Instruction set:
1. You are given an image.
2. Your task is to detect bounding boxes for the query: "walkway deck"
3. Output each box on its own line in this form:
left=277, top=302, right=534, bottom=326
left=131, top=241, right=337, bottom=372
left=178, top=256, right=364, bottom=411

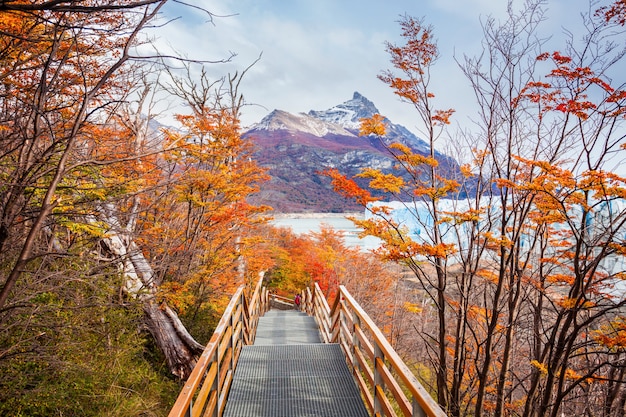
left=223, top=309, right=369, bottom=417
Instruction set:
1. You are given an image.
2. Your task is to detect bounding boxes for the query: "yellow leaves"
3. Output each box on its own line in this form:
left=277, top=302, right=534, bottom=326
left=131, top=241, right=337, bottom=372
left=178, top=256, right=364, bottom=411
left=412, top=241, right=457, bottom=258
left=579, top=170, right=626, bottom=199
left=404, top=301, right=423, bottom=314
left=531, top=360, right=589, bottom=384
left=530, top=360, right=548, bottom=375
left=460, top=164, right=473, bottom=178
left=480, top=231, right=513, bottom=250
left=357, top=168, right=404, bottom=193
left=594, top=317, right=626, bottom=350
left=451, top=207, right=483, bottom=224
left=59, top=219, right=107, bottom=238
left=477, top=268, right=500, bottom=285
left=494, top=177, right=517, bottom=190
left=609, top=242, right=626, bottom=257
left=158, top=282, right=195, bottom=315
left=436, top=177, right=460, bottom=197
left=563, top=368, right=584, bottom=381
left=389, top=143, right=439, bottom=167
left=388, top=142, right=411, bottom=155
left=546, top=273, right=575, bottom=285
left=359, top=114, right=387, bottom=136
left=556, top=297, right=595, bottom=310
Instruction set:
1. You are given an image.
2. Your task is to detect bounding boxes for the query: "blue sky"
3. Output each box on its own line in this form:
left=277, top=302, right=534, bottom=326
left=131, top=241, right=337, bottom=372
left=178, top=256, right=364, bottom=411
left=155, top=0, right=598, bottom=134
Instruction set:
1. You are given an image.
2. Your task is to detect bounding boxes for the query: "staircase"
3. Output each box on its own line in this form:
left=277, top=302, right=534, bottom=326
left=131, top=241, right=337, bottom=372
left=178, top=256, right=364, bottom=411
left=223, top=310, right=368, bottom=417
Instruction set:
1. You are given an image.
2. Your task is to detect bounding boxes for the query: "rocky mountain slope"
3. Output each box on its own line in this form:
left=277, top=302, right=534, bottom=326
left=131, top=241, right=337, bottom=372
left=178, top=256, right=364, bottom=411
left=244, top=92, right=459, bottom=213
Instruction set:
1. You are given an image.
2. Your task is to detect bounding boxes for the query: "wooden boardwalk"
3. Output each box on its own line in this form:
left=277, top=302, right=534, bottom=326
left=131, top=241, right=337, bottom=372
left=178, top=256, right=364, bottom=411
left=222, top=310, right=369, bottom=417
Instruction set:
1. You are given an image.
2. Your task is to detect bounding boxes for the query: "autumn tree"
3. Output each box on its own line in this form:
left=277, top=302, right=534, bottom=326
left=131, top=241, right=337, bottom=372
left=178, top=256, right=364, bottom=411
left=327, top=13, right=460, bottom=412
left=0, top=2, right=267, bottom=410
left=0, top=2, right=188, bottom=414
left=72, top=62, right=269, bottom=380
left=326, top=2, right=626, bottom=417
left=139, top=65, right=270, bottom=341
left=0, top=0, right=173, bottom=310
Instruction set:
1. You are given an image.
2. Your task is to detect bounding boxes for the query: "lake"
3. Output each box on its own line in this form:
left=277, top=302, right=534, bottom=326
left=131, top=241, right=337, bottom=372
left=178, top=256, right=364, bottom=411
left=270, top=213, right=380, bottom=250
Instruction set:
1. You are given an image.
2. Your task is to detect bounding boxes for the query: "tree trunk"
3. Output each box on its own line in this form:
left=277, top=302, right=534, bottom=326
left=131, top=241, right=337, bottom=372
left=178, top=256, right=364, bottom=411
left=97, top=204, right=204, bottom=379
left=143, top=300, right=204, bottom=378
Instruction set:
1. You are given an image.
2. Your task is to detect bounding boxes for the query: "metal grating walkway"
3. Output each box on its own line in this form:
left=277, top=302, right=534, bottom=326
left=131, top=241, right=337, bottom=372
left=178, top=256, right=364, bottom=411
left=253, top=309, right=322, bottom=345
left=223, top=310, right=369, bottom=417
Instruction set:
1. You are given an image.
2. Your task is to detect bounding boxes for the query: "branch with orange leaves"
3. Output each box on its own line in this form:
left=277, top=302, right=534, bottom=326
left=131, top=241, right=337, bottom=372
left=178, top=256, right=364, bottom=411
left=322, top=168, right=380, bottom=207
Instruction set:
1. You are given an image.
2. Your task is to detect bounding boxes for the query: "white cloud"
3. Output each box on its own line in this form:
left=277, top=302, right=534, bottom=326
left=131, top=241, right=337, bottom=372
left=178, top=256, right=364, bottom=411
left=153, top=0, right=626, bottom=152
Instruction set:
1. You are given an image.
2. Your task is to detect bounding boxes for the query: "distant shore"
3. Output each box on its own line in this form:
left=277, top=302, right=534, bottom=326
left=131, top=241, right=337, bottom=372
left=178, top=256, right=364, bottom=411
left=269, top=212, right=379, bottom=249
left=271, top=212, right=363, bottom=219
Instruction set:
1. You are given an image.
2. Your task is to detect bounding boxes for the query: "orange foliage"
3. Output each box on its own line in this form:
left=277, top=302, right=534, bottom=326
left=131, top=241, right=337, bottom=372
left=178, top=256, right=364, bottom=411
left=323, top=168, right=379, bottom=206
left=357, top=168, right=404, bottom=193
left=359, top=114, right=387, bottom=136
left=595, top=317, right=626, bottom=349
left=597, top=0, right=626, bottom=25
left=131, top=104, right=270, bottom=313
left=432, top=108, right=455, bottom=125
left=516, top=50, right=625, bottom=120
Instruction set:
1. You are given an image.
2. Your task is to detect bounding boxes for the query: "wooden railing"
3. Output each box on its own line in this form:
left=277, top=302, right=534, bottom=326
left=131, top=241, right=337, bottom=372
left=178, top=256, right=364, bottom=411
left=168, top=276, right=270, bottom=417
left=168, top=276, right=445, bottom=417
left=270, top=293, right=295, bottom=309
left=304, top=283, right=447, bottom=417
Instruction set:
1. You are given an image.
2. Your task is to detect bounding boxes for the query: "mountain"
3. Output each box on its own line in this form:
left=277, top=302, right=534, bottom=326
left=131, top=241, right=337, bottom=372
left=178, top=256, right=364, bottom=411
left=244, top=92, right=459, bottom=213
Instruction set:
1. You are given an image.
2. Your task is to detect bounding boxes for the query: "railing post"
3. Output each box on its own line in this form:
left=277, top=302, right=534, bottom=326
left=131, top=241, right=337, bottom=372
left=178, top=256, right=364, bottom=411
left=373, top=343, right=384, bottom=416
left=351, top=311, right=360, bottom=371
left=339, top=298, right=346, bottom=346
left=211, top=347, right=219, bottom=417
left=305, top=287, right=312, bottom=315
left=230, top=295, right=237, bottom=371
left=412, top=397, right=427, bottom=417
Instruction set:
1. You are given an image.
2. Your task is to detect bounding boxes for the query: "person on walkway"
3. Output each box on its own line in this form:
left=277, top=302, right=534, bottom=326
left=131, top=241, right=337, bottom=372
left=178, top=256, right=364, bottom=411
left=294, top=293, right=301, bottom=310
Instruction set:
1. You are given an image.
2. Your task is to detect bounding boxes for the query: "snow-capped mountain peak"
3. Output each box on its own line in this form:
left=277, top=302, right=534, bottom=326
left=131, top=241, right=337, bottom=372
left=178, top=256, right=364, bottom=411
left=243, top=93, right=463, bottom=212
left=249, top=92, right=431, bottom=155
left=251, top=109, right=355, bottom=137
left=307, top=91, right=380, bottom=130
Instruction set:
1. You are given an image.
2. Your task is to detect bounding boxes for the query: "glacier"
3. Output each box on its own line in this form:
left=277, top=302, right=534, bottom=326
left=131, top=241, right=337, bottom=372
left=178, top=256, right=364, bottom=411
left=364, top=198, right=626, bottom=278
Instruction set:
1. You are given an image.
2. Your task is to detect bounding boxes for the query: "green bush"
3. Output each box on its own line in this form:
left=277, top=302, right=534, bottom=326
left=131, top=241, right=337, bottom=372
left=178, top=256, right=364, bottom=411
left=0, top=272, right=180, bottom=416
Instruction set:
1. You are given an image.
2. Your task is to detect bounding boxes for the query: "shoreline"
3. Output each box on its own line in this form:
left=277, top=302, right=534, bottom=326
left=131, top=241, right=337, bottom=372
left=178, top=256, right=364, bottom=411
left=271, top=212, right=363, bottom=219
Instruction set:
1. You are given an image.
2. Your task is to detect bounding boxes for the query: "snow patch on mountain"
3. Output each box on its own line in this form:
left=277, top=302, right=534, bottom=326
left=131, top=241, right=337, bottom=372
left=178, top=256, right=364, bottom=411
left=251, top=109, right=355, bottom=137
left=250, top=91, right=433, bottom=156
left=307, top=91, right=432, bottom=155
left=308, top=91, right=379, bottom=130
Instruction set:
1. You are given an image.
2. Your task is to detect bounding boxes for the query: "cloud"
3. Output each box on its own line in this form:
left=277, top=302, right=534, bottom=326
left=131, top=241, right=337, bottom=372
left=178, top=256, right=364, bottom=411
left=153, top=0, right=626, bottom=160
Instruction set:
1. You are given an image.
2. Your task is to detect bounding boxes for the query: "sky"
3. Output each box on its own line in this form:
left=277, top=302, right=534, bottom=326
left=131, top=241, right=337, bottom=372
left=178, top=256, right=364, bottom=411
left=153, top=0, right=603, bottom=134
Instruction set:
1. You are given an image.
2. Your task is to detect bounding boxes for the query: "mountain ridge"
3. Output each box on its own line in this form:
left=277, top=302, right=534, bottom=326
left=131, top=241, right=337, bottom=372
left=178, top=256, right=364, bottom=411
left=244, top=92, right=458, bottom=213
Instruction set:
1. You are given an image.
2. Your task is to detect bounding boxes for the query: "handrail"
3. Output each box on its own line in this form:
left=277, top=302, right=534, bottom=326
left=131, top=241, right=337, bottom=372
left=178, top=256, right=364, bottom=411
left=169, top=276, right=445, bottom=417
left=271, top=293, right=293, bottom=304
left=307, top=283, right=447, bottom=417
left=168, top=275, right=270, bottom=417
